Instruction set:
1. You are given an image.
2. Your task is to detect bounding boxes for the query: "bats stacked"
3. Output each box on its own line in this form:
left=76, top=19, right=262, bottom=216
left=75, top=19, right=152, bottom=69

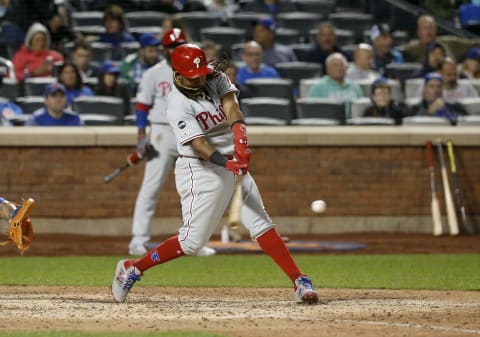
left=425, top=139, right=474, bottom=236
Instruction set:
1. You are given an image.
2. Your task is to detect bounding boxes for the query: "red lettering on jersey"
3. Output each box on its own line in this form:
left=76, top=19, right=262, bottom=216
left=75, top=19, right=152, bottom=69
left=196, top=108, right=227, bottom=131
left=157, top=81, right=172, bottom=96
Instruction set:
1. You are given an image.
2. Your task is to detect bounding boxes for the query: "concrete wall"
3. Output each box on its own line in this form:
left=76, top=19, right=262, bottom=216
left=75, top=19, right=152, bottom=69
left=1, top=126, right=479, bottom=235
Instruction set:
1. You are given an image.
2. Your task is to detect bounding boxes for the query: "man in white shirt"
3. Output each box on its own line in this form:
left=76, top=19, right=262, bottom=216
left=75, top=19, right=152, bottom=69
left=441, top=57, right=479, bottom=103
left=346, top=43, right=380, bottom=82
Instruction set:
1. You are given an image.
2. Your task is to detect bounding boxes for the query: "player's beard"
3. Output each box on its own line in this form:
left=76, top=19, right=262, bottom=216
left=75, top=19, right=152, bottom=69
left=173, top=72, right=209, bottom=100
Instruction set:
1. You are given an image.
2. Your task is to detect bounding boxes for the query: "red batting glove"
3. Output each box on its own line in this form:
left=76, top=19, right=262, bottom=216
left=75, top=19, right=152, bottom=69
left=232, top=122, right=251, bottom=164
left=225, top=159, right=248, bottom=175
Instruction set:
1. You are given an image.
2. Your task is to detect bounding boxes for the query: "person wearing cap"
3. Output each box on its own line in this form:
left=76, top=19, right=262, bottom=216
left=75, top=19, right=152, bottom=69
left=409, top=72, right=467, bottom=125
left=363, top=77, right=408, bottom=125
left=128, top=29, right=215, bottom=257
left=305, top=21, right=349, bottom=71
left=459, top=47, right=480, bottom=79
left=95, top=60, right=130, bottom=111
left=253, top=16, right=297, bottom=67
left=25, top=83, right=83, bottom=126
left=346, top=43, right=380, bottom=82
left=441, top=57, right=478, bottom=103
left=370, top=23, right=404, bottom=76
left=119, top=33, right=162, bottom=89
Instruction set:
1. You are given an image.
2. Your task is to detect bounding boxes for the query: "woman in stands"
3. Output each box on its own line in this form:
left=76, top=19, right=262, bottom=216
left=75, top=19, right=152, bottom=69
left=12, top=22, right=64, bottom=82
left=57, top=62, right=94, bottom=108
left=95, top=60, right=130, bottom=111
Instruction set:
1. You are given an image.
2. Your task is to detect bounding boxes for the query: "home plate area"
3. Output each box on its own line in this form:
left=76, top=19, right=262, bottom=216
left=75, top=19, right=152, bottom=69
left=146, top=240, right=367, bottom=253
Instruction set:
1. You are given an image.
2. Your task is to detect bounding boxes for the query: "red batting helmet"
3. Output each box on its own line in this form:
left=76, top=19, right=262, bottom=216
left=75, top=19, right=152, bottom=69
left=162, top=28, right=187, bottom=48
left=171, top=44, right=212, bottom=79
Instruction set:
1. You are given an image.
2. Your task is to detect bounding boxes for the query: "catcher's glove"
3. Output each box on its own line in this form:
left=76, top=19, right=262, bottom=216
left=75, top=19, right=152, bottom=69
left=1, top=198, right=34, bottom=255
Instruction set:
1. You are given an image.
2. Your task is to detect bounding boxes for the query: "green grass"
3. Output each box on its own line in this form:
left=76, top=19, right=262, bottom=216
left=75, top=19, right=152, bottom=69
left=0, top=254, right=478, bottom=290
left=1, top=332, right=228, bottom=337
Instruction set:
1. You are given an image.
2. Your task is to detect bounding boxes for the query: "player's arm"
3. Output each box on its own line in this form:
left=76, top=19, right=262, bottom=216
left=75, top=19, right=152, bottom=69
left=135, top=70, right=155, bottom=154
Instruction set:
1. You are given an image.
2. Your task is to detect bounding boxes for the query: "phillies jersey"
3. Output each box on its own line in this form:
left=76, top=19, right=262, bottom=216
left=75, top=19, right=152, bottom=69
left=135, top=59, right=173, bottom=124
left=167, top=73, right=238, bottom=157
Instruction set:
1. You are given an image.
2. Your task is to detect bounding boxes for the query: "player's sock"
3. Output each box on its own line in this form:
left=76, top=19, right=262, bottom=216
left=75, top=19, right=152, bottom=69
left=133, top=235, right=185, bottom=272
left=256, top=228, right=302, bottom=284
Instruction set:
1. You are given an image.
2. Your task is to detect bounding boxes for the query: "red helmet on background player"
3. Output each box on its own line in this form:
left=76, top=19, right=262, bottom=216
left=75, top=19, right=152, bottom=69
left=162, top=28, right=187, bottom=48
left=171, top=44, right=213, bottom=79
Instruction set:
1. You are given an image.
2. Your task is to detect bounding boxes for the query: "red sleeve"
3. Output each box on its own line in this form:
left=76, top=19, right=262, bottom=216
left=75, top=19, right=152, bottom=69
left=135, top=101, right=152, bottom=113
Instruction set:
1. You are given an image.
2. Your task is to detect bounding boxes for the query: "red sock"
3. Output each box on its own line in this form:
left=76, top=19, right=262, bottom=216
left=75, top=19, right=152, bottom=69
left=133, top=235, right=185, bottom=273
left=256, top=228, right=302, bottom=283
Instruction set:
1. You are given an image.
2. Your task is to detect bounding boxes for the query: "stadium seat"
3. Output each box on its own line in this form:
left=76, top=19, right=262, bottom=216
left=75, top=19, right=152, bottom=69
left=72, top=11, right=103, bottom=27
left=228, top=12, right=263, bottom=32
left=292, top=0, right=335, bottom=16
left=299, top=78, right=318, bottom=98
left=277, top=12, right=324, bottom=42
left=275, top=62, right=322, bottom=88
left=328, top=12, right=373, bottom=43
left=275, top=28, right=302, bottom=45
left=457, top=115, right=480, bottom=125
left=90, top=42, right=113, bottom=63
left=125, top=11, right=168, bottom=28
left=294, top=97, right=346, bottom=124
left=24, top=77, right=56, bottom=96
left=73, top=96, right=125, bottom=125
left=347, top=117, right=395, bottom=125
left=385, top=63, right=422, bottom=83
left=309, top=28, right=355, bottom=46
left=402, top=116, right=451, bottom=126
left=458, top=97, right=480, bottom=115
left=350, top=97, right=372, bottom=118
left=404, top=78, right=424, bottom=100
left=289, top=43, right=312, bottom=62
left=200, top=27, right=247, bottom=49
left=0, top=78, right=22, bottom=100
left=244, top=78, right=295, bottom=100
left=121, top=42, right=141, bottom=58
left=240, top=97, right=293, bottom=125
left=15, top=96, right=45, bottom=114
left=72, top=25, right=105, bottom=37
left=129, top=27, right=163, bottom=40
left=179, top=12, right=223, bottom=42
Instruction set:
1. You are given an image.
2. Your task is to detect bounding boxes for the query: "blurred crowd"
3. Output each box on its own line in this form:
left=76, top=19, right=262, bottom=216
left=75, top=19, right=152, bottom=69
left=1, top=0, right=480, bottom=126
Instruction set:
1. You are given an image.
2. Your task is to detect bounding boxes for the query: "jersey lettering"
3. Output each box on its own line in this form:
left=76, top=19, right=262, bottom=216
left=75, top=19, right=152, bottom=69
left=157, top=81, right=172, bottom=97
left=196, top=108, right=227, bottom=130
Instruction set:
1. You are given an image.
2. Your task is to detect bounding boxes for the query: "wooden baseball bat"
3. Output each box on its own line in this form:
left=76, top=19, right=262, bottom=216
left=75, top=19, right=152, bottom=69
left=436, top=141, right=459, bottom=236
left=426, top=141, right=443, bottom=236
left=227, top=176, right=243, bottom=229
left=103, top=162, right=130, bottom=184
left=446, top=140, right=473, bottom=234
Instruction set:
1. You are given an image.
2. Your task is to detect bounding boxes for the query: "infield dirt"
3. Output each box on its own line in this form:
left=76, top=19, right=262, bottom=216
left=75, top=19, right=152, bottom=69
left=0, top=233, right=479, bottom=337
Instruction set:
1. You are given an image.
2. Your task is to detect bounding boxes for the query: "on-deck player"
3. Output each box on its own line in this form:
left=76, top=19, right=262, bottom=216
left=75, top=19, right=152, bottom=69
left=129, top=28, right=215, bottom=257
left=112, top=44, right=319, bottom=305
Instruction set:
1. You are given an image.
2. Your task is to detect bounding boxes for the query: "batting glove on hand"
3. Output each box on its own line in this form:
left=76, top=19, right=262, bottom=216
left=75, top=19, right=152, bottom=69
left=137, top=138, right=159, bottom=161
left=232, top=122, right=251, bottom=165
left=225, top=160, right=248, bottom=176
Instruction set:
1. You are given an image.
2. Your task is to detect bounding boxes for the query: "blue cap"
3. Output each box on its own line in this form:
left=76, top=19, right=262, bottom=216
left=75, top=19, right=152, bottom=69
left=257, top=16, right=276, bottom=32
left=100, top=60, right=120, bottom=74
left=466, top=47, right=480, bottom=61
left=43, top=83, right=66, bottom=97
left=424, top=72, right=443, bottom=84
left=139, top=33, right=162, bottom=48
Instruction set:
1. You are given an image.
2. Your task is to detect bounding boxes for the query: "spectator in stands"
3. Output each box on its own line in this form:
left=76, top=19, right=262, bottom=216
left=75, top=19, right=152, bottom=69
left=45, top=4, right=80, bottom=55
left=363, top=77, right=407, bottom=125
left=201, top=40, right=221, bottom=63
left=241, top=0, right=296, bottom=18
left=161, top=15, right=191, bottom=41
left=12, top=22, right=64, bottom=82
left=410, top=72, right=467, bottom=125
left=0, top=99, right=23, bottom=127
left=370, top=23, right=404, bottom=76
left=71, top=41, right=100, bottom=82
left=307, top=53, right=363, bottom=116
left=346, top=43, right=380, bottom=82
left=441, top=57, right=479, bottom=102
left=402, top=14, right=480, bottom=64
left=224, top=62, right=249, bottom=99
left=25, top=83, right=83, bottom=126
left=305, top=22, right=348, bottom=71
left=203, top=0, right=238, bottom=17
left=253, top=16, right=297, bottom=67
left=95, top=60, right=130, bottom=108
left=98, top=5, right=135, bottom=61
left=57, top=62, right=94, bottom=108
left=119, top=33, right=161, bottom=89
left=413, top=42, right=447, bottom=78
left=459, top=47, right=480, bottom=79
left=236, top=41, right=280, bottom=86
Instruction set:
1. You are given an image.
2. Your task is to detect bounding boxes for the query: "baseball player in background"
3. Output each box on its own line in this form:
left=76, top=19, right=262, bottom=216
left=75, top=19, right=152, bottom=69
left=112, top=44, right=319, bottom=305
left=129, top=28, right=216, bottom=257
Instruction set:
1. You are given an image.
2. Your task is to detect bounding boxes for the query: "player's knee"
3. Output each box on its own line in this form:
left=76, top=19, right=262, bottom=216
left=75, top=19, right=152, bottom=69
left=179, top=238, right=205, bottom=255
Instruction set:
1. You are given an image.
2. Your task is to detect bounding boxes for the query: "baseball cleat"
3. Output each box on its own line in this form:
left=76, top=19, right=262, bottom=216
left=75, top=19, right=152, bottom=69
left=129, top=244, right=147, bottom=256
left=294, top=275, right=319, bottom=304
left=196, top=246, right=216, bottom=256
left=112, top=259, right=142, bottom=303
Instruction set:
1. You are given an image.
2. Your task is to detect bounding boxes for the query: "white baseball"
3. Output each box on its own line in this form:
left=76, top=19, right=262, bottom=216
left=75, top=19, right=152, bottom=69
left=311, top=200, right=327, bottom=213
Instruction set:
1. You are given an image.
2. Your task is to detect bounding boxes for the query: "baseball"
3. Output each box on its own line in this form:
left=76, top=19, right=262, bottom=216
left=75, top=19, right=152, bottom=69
left=311, top=200, right=327, bottom=213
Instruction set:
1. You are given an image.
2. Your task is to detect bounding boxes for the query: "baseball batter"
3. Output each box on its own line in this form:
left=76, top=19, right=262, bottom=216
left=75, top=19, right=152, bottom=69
left=112, top=44, right=318, bottom=305
left=129, top=28, right=215, bottom=257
